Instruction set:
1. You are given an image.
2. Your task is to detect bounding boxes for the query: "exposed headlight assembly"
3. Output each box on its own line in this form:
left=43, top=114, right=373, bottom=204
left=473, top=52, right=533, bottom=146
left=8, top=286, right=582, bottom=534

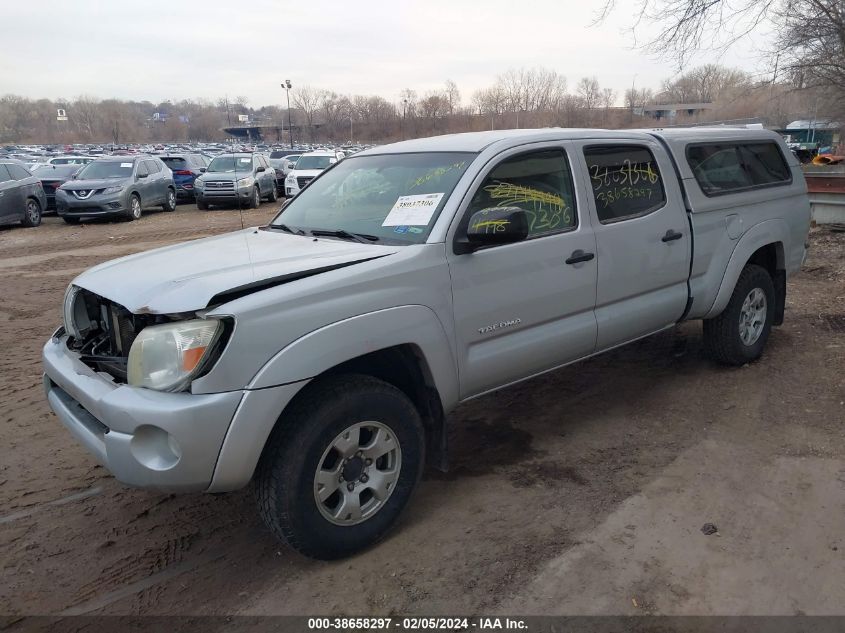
left=127, top=319, right=223, bottom=392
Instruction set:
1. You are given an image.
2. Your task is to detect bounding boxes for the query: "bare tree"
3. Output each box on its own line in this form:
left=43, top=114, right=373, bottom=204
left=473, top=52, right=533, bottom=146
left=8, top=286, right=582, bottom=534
left=292, top=85, right=324, bottom=141
left=444, top=79, right=461, bottom=114
left=597, top=0, right=777, bottom=69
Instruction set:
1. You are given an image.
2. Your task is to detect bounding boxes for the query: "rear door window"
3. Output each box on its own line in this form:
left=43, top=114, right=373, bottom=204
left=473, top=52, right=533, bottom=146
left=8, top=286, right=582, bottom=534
left=0, top=165, right=12, bottom=183
left=686, top=142, right=791, bottom=195
left=584, top=145, right=666, bottom=223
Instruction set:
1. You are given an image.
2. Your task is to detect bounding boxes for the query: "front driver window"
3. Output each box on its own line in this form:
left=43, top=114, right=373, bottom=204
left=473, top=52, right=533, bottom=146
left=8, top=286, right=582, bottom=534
left=466, top=149, right=577, bottom=238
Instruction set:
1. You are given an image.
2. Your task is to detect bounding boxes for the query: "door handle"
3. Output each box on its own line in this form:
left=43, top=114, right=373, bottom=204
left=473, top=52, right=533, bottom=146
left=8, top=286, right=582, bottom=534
left=565, top=250, right=595, bottom=265
left=662, top=229, right=683, bottom=242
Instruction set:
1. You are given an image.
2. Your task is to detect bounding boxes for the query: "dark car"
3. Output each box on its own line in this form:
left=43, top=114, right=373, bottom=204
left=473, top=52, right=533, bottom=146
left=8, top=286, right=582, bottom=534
left=160, top=153, right=210, bottom=200
left=0, top=160, right=47, bottom=227
left=56, top=156, right=176, bottom=223
left=31, top=164, right=82, bottom=211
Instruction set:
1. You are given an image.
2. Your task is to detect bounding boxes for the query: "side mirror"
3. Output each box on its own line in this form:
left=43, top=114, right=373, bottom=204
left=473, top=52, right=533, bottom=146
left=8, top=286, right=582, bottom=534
left=457, top=207, right=529, bottom=253
left=200, top=167, right=206, bottom=173
left=256, top=166, right=266, bottom=172
left=137, top=173, right=148, bottom=179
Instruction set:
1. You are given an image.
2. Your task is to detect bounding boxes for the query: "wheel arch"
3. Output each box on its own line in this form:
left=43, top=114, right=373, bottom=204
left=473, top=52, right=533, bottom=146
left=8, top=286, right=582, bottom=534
left=705, top=219, right=788, bottom=321
left=208, top=306, right=459, bottom=491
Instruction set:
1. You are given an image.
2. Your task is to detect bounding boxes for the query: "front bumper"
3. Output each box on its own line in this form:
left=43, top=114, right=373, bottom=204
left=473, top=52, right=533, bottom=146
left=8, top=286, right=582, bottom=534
left=43, top=332, right=243, bottom=491
left=56, top=191, right=127, bottom=217
left=195, top=186, right=252, bottom=204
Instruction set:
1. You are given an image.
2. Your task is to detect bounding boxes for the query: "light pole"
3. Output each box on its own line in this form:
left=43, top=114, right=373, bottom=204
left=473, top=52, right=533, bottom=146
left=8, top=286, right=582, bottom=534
left=282, top=80, right=293, bottom=148
left=402, top=98, right=408, bottom=140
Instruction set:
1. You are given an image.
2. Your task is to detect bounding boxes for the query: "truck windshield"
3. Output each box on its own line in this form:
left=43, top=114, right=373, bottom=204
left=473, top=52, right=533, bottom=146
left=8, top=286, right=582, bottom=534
left=270, top=152, right=476, bottom=244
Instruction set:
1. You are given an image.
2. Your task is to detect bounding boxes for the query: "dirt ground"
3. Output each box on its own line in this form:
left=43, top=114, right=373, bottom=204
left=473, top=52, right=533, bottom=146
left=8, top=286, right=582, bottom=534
left=0, top=203, right=843, bottom=622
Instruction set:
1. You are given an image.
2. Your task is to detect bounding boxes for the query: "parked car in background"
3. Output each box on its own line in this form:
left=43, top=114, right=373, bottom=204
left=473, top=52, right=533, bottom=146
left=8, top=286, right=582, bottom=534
left=56, top=155, right=175, bottom=223
left=268, top=150, right=301, bottom=194
left=0, top=160, right=46, bottom=227
left=280, top=154, right=301, bottom=176
left=31, top=164, right=83, bottom=211
left=42, top=155, right=95, bottom=167
left=194, top=153, right=277, bottom=209
left=160, top=153, right=209, bottom=200
left=284, top=150, right=340, bottom=197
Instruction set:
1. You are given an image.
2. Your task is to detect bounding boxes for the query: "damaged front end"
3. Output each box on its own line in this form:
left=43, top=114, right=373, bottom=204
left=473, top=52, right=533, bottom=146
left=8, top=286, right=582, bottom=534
left=62, top=285, right=229, bottom=390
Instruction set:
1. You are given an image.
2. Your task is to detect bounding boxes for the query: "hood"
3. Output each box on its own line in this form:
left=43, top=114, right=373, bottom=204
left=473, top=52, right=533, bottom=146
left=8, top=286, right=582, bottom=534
left=197, top=172, right=251, bottom=182
left=62, top=177, right=131, bottom=191
left=73, top=228, right=400, bottom=314
left=290, top=169, right=323, bottom=178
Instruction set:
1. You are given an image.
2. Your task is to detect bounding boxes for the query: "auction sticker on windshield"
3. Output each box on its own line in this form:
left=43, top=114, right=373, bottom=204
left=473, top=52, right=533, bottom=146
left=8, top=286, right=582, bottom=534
left=120, top=163, right=132, bottom=167
left=382, top=193, right=444, bottom=226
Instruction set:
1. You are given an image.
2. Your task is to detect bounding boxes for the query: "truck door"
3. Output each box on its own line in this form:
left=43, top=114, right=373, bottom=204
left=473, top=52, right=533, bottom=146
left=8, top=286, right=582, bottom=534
left=572, top=140, right=691, bottom=350
left=446, top=143, right=598, bottom=399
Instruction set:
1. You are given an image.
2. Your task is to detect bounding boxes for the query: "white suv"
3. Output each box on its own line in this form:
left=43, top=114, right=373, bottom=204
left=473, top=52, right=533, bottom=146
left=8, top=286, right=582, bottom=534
left=285, top=150, right=341, bottom=197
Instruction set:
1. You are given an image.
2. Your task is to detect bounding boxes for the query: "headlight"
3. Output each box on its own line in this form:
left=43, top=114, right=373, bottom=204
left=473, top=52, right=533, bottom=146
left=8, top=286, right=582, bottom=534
left=63, top=284, right=81, bottom=339
left=194, top=179, right=203, bottom=189
left=127, top=319, right=222, bottom=392
left=237, top=177, right=254, bottom=188
left=102, top=185, right=124, bottom=194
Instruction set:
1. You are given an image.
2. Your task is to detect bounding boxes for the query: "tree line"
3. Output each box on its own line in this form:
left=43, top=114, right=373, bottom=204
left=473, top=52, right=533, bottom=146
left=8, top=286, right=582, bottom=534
left=0, top=63, right=832, bottom=145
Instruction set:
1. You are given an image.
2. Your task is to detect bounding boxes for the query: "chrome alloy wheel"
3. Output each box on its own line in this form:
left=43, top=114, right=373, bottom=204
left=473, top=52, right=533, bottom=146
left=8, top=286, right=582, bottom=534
left=313, top=421, right=402, bottom=526
left=739, top=287, right=767, bottom=346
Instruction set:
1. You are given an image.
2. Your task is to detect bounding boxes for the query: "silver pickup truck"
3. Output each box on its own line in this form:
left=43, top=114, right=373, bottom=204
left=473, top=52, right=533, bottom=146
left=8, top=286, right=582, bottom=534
left=43, top=128, right=810, bottom=559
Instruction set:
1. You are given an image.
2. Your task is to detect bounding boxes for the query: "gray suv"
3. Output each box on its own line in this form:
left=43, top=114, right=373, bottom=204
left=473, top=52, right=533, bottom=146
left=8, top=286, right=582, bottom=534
left=0, top=160, right=47, bottom=228
left=56, top=156, right=176, bottom=223
left=194, top=153, right=277, bottom=209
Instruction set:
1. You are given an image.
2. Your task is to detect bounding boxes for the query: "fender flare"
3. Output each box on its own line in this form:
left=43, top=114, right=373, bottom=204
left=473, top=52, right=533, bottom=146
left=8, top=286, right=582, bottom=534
left=704, top=219, right=788, bottom=319
left=248, top=304, right=459, bottom=410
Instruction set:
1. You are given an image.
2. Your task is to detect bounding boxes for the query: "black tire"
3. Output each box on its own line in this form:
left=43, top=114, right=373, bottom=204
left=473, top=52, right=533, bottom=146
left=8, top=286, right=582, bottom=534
left=703, top=264, right=775, bottom=366
left=196, top=198, right=209, bottom=210
left=249, top=185, right=261, bottom=209
left=21, top=197, right=42, bottom=227
left=266, top=183, right=279, bottom=203
left=162, top=188, right=177, bottom=212
left=124, top=194, right=142, bottom=221
left=62, top=216, right=80, bottom=225
left=255, top=374, right=425, bottom=560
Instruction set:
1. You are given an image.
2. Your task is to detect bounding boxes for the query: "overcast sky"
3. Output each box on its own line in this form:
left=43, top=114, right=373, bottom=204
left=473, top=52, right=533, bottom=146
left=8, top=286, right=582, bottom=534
left=3, top=0, right=771, bottom=107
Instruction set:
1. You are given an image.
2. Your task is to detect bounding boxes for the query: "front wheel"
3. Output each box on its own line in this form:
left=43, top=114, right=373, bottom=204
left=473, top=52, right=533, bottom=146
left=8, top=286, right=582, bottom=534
left=249, top=186, right=261, bottom=209
left=21, top=197, right=42, bottom=227
left=162, top=188, right=177, bottom=212
left=196, top=198, right=209, bottom=210
left=703, top=264, right=775, bottom=365
left=255, top=374, right=425, bottom=560
left=125, top=194, right=142, bottom=221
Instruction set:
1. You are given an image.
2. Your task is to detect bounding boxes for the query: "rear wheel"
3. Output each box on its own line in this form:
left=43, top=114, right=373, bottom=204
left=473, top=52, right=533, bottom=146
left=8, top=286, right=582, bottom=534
left=124, top=194, right=142, bottom=221
left=255, top=374, right=425, bottom=560
left=267, top=183, right=278, bottom=202
left=21, top=198, right=42, bottom=227
left=249, top=185, right=261, bottom=209
left=703, top=264, right=775, bottom=365
left=162, top=188, right=176, bottom=212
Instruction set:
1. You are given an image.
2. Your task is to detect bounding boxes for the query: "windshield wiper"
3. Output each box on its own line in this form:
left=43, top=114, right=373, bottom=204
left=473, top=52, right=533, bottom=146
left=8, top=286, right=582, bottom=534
left=310, top=229, right=380, bottom=243
left=272, top=223, right=306, bottom=235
